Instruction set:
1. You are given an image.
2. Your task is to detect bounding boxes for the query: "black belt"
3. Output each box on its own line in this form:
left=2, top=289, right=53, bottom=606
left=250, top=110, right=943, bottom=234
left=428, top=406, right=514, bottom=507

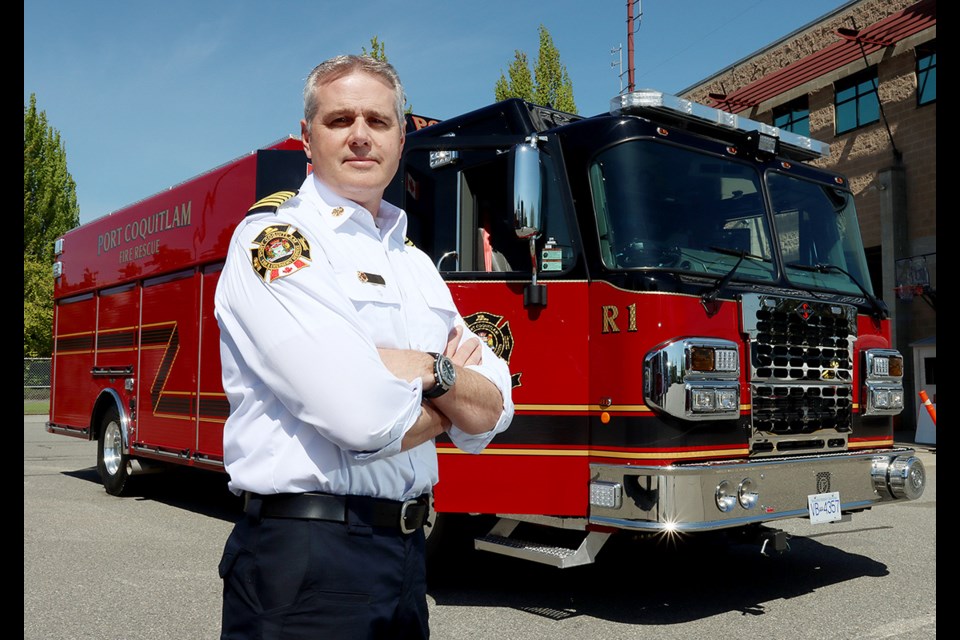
left=243, top=491, right=430, bottom=534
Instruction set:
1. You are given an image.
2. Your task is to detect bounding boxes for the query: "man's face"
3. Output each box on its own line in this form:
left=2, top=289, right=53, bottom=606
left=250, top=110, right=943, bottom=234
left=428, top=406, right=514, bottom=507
left=301, top=71, right=404, bottom=215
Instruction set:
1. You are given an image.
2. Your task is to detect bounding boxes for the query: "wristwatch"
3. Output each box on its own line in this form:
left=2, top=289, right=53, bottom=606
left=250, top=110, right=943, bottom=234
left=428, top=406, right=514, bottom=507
left=423, top=352, right=456, bottom=399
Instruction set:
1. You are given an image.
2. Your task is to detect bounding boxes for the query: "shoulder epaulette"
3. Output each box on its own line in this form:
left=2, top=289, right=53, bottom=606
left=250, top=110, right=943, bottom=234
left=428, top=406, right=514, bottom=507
left=404, top=237, right=416, bottom=247
left=247, top=190, right=298, bottom=216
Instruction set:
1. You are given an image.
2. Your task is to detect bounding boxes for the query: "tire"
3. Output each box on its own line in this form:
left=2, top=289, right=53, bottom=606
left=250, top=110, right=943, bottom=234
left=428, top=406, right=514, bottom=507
left=97, top=406, right=131, bottom=496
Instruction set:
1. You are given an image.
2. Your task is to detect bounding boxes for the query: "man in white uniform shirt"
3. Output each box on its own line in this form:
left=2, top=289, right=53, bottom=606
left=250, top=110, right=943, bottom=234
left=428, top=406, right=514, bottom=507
left=214, top=55, right=514, bottom=639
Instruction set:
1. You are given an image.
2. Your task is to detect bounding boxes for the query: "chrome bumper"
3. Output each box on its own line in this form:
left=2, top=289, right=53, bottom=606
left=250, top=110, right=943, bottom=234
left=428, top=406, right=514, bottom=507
left=589, top=448, right=925, bottom=532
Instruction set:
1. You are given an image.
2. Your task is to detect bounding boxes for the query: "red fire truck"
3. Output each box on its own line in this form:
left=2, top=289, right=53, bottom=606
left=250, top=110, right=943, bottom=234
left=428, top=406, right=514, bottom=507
left=49, top=90, right=925, bottom=565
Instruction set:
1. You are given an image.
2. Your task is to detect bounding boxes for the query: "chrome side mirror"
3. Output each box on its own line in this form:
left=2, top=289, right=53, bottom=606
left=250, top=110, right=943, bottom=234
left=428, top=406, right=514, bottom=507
left=513, top=136, right=547, bottom=307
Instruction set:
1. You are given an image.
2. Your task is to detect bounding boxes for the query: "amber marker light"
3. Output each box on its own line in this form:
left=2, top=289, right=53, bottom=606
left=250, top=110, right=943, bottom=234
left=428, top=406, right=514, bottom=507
left=601, top=412, right=611, bottom=424
left=690, top=346, right=738, bottom=373
left=888, top=356, right=903, bottom=377
left=690, top=346, right=715, bottom=371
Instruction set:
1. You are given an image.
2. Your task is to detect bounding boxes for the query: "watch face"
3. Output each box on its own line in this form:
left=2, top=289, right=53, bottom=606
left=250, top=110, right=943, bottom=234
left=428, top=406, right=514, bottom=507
left=438, top=356, right=456, bottom=387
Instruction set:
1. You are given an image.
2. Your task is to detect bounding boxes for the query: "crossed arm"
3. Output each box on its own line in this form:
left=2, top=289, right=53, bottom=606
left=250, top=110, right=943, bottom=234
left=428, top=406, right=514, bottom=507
left=378, top=326, right=505, bottom=451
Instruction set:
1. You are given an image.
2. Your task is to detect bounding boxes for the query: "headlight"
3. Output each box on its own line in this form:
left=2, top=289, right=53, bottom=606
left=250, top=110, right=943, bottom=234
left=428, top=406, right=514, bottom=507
left=868, top=353, right=903, bottom=377
left=645, top=338, right=741, bottom=421
left=863, top=349, right=905, bottom=416
left=689, top=385, right=740, bottom=416
left=866, top=385, right=904, bottom=413
left=690, top=345, right=739, bottom=373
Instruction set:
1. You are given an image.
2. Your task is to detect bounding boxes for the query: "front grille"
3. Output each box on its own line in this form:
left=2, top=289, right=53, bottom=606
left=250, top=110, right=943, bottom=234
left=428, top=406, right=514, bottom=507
left=752, top=383, right=851, bottom=433
left=742, top=294, right=857, bottom=438
left=751, top=307, right=852, bottom=381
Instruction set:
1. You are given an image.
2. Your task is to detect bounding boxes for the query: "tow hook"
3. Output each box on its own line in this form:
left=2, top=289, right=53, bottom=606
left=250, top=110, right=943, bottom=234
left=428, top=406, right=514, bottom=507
left=759, top=528, right=790, bottom=556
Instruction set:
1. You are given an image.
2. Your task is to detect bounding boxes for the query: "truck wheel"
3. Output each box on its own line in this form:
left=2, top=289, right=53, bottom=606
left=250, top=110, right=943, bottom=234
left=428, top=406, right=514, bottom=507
left=97, top=406, right=131, bottom=496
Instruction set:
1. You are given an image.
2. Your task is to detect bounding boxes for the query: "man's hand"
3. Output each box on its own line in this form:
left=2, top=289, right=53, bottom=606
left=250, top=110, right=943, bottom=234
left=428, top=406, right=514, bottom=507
left=400, top=400, right=451, bottom=451
left=377, top=324, right=504, bottom=436
left=432, top=325, right=503, bottom=435
left=444, top=325, right=482, bottom=368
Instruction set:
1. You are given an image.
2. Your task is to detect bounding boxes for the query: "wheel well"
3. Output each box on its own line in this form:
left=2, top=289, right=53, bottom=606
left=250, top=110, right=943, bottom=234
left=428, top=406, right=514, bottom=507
left=91, top=392, right=125, bottom=442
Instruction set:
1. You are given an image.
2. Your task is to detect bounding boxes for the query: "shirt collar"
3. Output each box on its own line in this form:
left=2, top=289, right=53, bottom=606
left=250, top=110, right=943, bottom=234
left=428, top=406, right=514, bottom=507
left=299, top=173, right=408, bottom=244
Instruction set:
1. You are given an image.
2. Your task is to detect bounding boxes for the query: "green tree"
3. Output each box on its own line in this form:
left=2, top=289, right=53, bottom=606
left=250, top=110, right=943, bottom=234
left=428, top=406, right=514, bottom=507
left=494, top=51, right=534, bottom=103
left=24, top=257, right=54, bottom=357
left=362, top=36, right=413, bottom=114
left=24, top=93, right=79, bottom=356
left=494, top=25, right=577, bottom=113
left=362, top=35, right=387, bottom=61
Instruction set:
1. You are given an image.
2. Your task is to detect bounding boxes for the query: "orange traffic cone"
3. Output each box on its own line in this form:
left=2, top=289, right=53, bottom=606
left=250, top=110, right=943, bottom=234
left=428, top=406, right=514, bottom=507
left=918, top=390, right=936, bottom=426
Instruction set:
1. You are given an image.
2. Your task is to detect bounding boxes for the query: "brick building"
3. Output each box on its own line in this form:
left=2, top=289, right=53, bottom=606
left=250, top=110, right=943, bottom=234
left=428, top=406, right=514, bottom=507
left=680, top=0, right=936, bottom=433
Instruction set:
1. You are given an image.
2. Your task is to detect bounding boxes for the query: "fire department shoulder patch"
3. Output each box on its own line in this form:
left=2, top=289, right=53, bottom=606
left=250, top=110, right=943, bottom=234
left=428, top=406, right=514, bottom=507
left=250, top=225, right=311, bottom=283
left=463, top=311, right=521, bottom=388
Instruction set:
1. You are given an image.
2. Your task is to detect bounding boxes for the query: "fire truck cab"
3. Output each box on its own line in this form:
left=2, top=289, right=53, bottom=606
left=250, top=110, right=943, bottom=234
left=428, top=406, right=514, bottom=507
left=388, top=90, right=925, bottom=564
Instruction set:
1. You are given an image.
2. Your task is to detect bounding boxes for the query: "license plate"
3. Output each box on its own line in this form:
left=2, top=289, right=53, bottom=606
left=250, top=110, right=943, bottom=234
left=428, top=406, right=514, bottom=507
left=807, top=491, right=842, bottom=524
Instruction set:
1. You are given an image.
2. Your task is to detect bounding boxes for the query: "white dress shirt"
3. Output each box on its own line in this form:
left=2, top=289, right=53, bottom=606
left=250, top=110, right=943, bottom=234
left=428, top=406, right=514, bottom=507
left=215, top=174, right=514, bottom=500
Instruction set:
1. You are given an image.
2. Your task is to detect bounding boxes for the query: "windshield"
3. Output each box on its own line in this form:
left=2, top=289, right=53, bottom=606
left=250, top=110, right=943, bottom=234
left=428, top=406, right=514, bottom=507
left=589, top=140, right=873, bottom=296
left=768, top=171, right=873, bottom=296
left=590, top=140, right=776, bottom=281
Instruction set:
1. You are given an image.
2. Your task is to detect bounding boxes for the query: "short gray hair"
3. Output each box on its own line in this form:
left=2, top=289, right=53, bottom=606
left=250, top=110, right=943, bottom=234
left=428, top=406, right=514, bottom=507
left=303, top=55, right=406, bottom=131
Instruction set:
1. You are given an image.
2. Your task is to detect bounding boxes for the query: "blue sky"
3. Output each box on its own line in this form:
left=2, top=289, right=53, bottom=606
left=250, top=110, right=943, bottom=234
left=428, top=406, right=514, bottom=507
left=25, top=0, right=852, bottom=225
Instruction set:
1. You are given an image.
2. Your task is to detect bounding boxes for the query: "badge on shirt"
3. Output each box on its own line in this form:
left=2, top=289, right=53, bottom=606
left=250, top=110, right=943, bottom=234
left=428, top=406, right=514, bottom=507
left=250, top=225, right=311, bottom=283
left=357, top=271, right=386, bottom=286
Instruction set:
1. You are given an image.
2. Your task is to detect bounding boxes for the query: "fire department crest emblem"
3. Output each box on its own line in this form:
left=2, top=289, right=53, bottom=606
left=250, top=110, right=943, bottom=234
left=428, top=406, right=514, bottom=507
left=250, top=225, right=311, bottom=283
left=463, top=311, right=521, bottom=388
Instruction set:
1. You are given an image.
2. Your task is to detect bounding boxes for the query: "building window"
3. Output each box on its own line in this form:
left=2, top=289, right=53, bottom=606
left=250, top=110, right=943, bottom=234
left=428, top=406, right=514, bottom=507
left=923, top=357, right=936, bottom=386
left=773, top=97, right=810, bottom=136
left=917, top=42, right=936, bottom=106
left=835, top=67, right=879, bottom=134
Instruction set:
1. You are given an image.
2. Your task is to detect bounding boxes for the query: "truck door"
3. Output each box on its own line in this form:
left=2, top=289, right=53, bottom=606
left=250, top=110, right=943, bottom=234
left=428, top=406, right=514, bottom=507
left=398, top=141, right=591, bottom=516
left=134, top=270, right=200, bottom=457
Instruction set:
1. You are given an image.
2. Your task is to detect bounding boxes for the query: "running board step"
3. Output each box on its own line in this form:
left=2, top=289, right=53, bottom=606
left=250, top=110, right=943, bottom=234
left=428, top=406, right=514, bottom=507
left=473, top=518, right=610, bottom=568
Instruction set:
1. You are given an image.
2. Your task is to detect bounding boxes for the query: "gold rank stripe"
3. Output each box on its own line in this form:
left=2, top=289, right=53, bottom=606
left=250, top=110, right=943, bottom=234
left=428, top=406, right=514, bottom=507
left=247, top=190, right=297, bottom=213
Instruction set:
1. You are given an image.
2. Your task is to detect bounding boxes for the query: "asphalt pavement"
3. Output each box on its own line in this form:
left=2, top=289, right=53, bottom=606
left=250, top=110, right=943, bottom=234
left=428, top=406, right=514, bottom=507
left=25, top=415, right=935, bottom=640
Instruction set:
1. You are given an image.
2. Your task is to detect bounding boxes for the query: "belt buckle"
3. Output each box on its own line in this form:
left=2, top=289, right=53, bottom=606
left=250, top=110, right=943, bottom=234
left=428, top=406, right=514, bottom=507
left=399, top=499, right=418, bottom=534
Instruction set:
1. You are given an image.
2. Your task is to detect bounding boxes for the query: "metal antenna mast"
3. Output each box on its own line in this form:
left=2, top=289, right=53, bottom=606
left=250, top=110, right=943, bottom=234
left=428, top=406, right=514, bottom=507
left=627, top=0, right=641, bottom=92
left=611, top=44, right=623, bottom=94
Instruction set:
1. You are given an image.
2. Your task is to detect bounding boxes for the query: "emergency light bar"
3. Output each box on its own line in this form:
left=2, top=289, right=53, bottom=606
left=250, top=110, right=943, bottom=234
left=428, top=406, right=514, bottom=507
left=611, top=90, right=830, bottom=161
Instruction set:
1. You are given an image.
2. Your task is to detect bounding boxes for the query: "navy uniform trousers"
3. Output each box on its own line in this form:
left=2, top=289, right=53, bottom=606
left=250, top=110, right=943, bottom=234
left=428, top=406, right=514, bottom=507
left=219, top=506, right=429, bottom=640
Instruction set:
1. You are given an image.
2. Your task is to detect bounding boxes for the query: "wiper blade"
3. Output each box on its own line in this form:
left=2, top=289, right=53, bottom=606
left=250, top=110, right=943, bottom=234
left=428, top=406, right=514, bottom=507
left=785, top=262, right=888, bottom=319
left=709, top=246, right=770, bottom=262
left=700, top=248, right=766, bottom=315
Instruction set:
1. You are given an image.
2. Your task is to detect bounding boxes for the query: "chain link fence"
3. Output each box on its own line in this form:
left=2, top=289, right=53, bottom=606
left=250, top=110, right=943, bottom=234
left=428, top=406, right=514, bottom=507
left=24, top=357, right=50, bottom=415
